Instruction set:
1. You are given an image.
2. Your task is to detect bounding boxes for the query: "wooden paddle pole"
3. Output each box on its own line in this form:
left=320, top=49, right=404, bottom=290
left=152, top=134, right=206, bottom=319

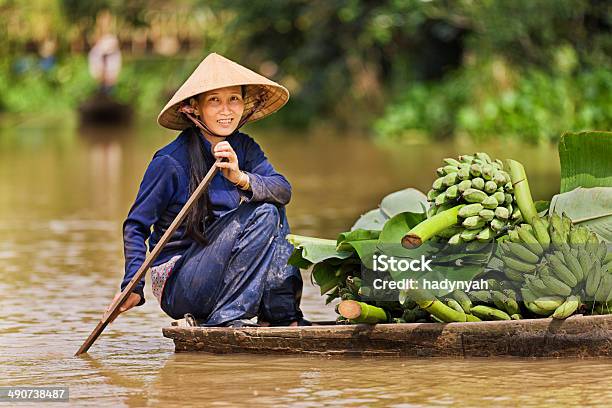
left=75, top=159, right=222, bottom=356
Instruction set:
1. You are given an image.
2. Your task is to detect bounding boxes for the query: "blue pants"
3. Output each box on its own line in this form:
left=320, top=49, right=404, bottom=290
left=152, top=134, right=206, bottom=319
left=161, top=202, right=303, bottom=326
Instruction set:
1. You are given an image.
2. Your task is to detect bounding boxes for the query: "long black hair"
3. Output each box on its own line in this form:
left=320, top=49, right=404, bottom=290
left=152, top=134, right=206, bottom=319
left=183, top=86, right=249, bottom=245
left=184, top=128, right=213, bottom=245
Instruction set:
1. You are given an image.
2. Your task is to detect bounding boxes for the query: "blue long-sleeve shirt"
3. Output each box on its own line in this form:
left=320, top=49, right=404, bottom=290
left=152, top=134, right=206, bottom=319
left=121, top=127, right=292, bottom=304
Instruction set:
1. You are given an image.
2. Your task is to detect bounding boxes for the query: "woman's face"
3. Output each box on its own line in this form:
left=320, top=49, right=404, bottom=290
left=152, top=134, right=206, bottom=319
left=194, top=86, right=245, bottom=136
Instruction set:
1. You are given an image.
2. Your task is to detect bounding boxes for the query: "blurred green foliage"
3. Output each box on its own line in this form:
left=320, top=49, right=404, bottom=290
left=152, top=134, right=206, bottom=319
left=375, top=63, right=612, bottom=144
left=211, top=0, right=611, bottom=142
left=0, top=0, right=609, bottom=142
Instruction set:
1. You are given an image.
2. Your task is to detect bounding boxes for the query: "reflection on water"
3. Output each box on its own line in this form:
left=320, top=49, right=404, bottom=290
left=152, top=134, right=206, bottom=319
left=2, top=120, right=606, bottom=407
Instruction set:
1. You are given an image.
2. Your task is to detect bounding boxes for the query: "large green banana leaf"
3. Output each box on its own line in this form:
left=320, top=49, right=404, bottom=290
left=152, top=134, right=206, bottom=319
left=551, top=130, right=612, bottom=243
left=550, top=187, right=612, bottom=243
left=559, top=130, right=612, bottom=192
left=286, top=235, right=353, bottom=265
left=351, top=188, right=428, bottom=231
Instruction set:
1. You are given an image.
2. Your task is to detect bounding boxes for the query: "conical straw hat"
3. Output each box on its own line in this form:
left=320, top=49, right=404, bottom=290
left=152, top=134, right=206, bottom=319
left=157, top=53, right=289, bottom=130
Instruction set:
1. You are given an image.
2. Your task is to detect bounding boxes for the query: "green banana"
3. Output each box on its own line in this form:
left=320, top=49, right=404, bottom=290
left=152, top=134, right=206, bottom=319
left=465, top=314, right=482, bottom=322
left=442, top=172, right=458, bottom=187
left=504, top=267, right=524, bottom=282
left=432, top=176, right=445, bottom=191
left=468, top=290, right=492, bottom=304
left=552, top=295, right=580, bottom=319
left=484, top=180, right=497, bottom=194
left=427, top=189, right=440, bottom=201
left=508, top=229, right=520, bottom=243
left=446, top=299, right=467, bottom=321
left=443, top=165, right=459, bottom=174
left=601, top=248, right=611, bottom=268
left=558, top=243, right=574, bottom=264
left=435, top=192, right=447, bottom=206
left=503, top=242, right=540, bottom=264
left=481, top=164, right=495, bottom=180
left=457, top=167, right=471, bottom=180
left=532, top=218, right=551, bottom=250
left=503, top=288, right=517, bottom=301
left=448, top=233, right=464, bottom=245
left=470, top=305, right=511, bottom=320
left=463, top=216, right=486, bottom=230
left=444, top=158, right=462, bottom=167
left=490, top=218, right=506, bottom=232
left=585, top=260, right=603, bottom=297
left=525, top=301, right=552, bottom=316
left=494, top=172, right=506, bottom=187
left=492, top=291, right=519, bottom=315
left=516, top=226, right=544, bottom=255
left=458, top=203, right=484, bottom=218
left=451, top=290, right=472, bottom=313
left=534, top=296, right=565, bottom=311
left=457, top=179, right=472, bottom=193
left=445, top=184, right=459, bottom=199
left=502, top=254, right=537, bottom=273
left=475, top=152, right=492, bottom=163
left=511, top=314, right=522, bottom=320
left=478, top=209, right=495, bottom=222
left=493, top=191, right=506, bottom=205
left=482, top=195, right=499, bottom=209
left=520, top=287, right=537, bottom=303
left=563, top=249, right=584, bottom=283
left=549, top=213, right=564, bottom=235
left=494, top=206, right=509, bottom=220
left=606, top=280, right=612, bottom=304
left=595, top=241, right=607, bottom=261
left=550, top=230, right=567, bottom=247
left=476, top=227, right=495, bottom=242
left=437, top=226, right=464, bottom=239
left=471, top=177, right=485, bottom=190
left=460, top=228, right=481, bottom=241
left=524, top=276, right=551, bottom=297
left=541, top=275, right=572, bottom=297
left=595, top=274, right=612, bottom=303
left=561, top=213, right=572, bottom=234
left=470, top=164, right=482, bottom=178
left=486, top=279, right=504, bottom=292
left=547, top=253, right=578, bottom=287
left=577, top=249, right=593, bottom=277
left=569, top=227, right=587, bottom=246
left=419, top=298, right=467, bottom=323
left=463, top=188, right=488, bottom=203
left=538, top=264, right=553, bottom=277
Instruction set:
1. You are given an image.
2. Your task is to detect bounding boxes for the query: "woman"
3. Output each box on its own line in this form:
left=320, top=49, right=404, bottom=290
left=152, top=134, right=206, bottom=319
left=112, top=53, right=306, bottom=327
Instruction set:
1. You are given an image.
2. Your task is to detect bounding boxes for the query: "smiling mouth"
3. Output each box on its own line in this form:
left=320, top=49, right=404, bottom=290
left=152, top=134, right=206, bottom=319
left=217, top=118, right=234, bottom=126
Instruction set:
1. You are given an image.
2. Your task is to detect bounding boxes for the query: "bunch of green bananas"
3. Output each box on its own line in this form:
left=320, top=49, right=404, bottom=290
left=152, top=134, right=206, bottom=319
left=498, top=213, right=611, bottom=319
left=427, top=153, right=522, bottom=243
left=417, top=286, right=522, bottom=322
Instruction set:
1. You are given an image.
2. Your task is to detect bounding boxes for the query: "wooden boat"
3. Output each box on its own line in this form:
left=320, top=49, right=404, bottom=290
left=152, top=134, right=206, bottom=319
left=162, top=314, right=612, bottom=358
left=78, top=92, right=133, bottom=126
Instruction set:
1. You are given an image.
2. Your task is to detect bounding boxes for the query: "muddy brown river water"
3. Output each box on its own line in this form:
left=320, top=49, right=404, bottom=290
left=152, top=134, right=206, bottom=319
left=1, top=119, right=610, bottom=407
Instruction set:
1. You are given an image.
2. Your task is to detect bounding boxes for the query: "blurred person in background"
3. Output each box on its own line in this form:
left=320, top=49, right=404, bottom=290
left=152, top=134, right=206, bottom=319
left=88, top=33, right=122, bottom=95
